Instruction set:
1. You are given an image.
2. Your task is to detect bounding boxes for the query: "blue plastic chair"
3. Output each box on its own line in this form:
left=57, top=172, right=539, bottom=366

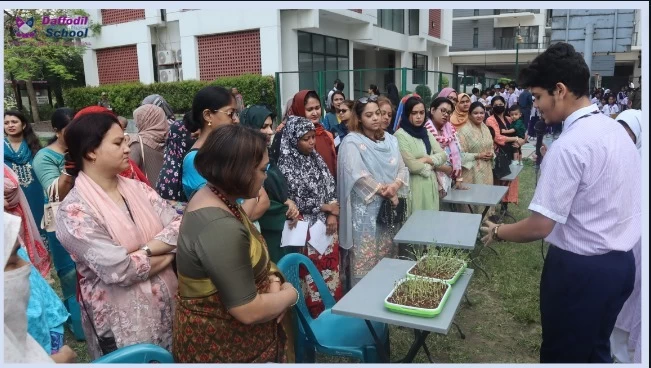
left=277, top=253, right=389, bottom=363
left=92, top=344, right=174, bottom=364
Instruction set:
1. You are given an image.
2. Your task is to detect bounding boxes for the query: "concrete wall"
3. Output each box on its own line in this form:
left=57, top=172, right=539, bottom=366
left=550, top=9, right=636, bottom=53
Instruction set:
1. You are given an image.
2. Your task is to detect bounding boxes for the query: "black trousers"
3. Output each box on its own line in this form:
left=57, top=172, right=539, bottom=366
left=539, top=245, right=634, bottom=363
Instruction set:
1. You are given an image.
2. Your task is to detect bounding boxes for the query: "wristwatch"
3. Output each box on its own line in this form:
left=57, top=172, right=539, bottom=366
left=140, top=244, right=152, bottom=257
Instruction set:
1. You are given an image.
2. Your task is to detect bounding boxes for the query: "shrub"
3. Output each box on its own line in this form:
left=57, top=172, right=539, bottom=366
left=415, top=85, right=432, bottom=108
left=63, top=74, right=276, bottom=117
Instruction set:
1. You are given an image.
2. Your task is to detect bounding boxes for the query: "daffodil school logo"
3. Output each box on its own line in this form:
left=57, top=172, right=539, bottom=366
left=15, top=17, right=36, bottom=38
left=43, top=16, right=90, bottom=38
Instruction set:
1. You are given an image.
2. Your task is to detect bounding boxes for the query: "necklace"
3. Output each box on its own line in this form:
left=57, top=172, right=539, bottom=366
left=208, top=185, right=243, bottom=223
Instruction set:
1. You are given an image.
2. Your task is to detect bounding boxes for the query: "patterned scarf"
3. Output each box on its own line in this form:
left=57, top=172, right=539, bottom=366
left=277, top=116, right=336, bottom=226
left=4, top=138, right=32, bottom=166
left=4, top=164, right=51, bottom=277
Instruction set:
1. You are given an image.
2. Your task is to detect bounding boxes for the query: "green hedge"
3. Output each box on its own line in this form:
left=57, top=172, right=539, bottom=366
left=63, top=74, right=276, bottom=117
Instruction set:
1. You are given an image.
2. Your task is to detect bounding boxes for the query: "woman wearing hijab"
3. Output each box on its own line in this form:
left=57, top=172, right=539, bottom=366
left=56, top=110, right=180, bottom=359
left=394, top=96, right=448, bottom=213
left=239, top=105, right=300, bottom=263
left=450, top=93, right=472, bottom=129
left=424, top=97, right=470, bottom=200
left=145, top=95, right=197, bottom=206
left=277, top=116, right=342, bottom=318
left=610, top=109, right=642, bottom=363
left=338, top=96, right=409, bottom=288
left=5, top=167, right=71, bottom=359
left=129, top=104, right=170, bottom=187
left=437, top=87, right=459, bottom=105
left=4, top=110, right=45, bottom=236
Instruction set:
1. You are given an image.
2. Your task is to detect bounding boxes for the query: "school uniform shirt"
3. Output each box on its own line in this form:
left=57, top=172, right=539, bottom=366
left=470, top=95, right=478, bottom=103
left=507, top=93, right=519, bottom=108
left=528, top=104, right=641, bottom=256
left=602, top=104, right=620, bottom=116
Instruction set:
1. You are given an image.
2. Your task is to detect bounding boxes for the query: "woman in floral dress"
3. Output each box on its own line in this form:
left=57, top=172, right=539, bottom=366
left=56, top=109, right=180, bottom=359
left=277, top=116, right=342, bottom=318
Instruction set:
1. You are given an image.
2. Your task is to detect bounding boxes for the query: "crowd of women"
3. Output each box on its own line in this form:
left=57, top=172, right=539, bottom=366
left=4, top=80, right=642, bottom=363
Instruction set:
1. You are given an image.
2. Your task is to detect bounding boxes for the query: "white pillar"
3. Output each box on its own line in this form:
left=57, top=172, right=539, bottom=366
left=179, top=36, right=199, bottom=80
left=83, top=48, right=99, bottom=86
left=260, top=26, right=282, bottom=76
left=137, top=42, right=155, bottom=84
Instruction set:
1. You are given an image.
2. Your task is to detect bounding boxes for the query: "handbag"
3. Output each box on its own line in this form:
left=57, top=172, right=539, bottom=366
left=41, top=178, right=61, bottom=232
left=493, top=146, right=512, bottom=179
left=377, top=197, right=407, bottom=225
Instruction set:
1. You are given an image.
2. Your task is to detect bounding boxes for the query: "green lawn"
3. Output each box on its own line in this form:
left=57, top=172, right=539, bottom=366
left=57, top=161, right=543, bottom=363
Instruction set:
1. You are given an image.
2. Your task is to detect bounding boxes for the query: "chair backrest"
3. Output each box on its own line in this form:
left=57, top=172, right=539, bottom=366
left=92, top=343, right=174, bottom=364
left=277, top=253, right=336, bottom=340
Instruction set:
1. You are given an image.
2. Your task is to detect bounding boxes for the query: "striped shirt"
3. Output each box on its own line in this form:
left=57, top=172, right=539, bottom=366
left=528, top=104, right=641, bottom=255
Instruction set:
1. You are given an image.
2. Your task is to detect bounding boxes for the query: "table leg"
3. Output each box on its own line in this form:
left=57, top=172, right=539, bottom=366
left=470, top=255, right=490, bottom=279
left=481, top=206, right=491, bottom=220
left=398, top=330, right=431, bottom=363
left=464, top=292, right=472, bottom=306
left=468, top=204, right=475, bottom=214
left=452, top=322, right=466, bottom=339
left=364, top=320, right=390, bottom=363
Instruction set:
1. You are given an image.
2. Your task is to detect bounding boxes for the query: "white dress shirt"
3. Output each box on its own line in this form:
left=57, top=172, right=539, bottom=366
left=528, top=104, right=641, bottom=255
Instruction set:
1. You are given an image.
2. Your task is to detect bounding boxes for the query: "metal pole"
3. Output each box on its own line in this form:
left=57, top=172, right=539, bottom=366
left=515, top=42, right=520, bottom=80
left=584, top=23, right=594, bottom=74
left=274, top=72, right=281, bottom=125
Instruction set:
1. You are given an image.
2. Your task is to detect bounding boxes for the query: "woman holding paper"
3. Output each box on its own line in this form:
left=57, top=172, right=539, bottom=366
left=277, top=116, right=342, bottom=319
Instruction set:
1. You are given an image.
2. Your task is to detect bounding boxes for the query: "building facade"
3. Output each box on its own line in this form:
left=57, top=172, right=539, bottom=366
left=81, top=9, right=452, bottom=101
left=448, top=9, right=640, bottom=90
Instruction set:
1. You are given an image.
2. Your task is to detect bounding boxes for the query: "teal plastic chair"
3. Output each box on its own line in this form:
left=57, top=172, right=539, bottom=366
left=92, top=344, right=174, bottom=363
left=277, top=253, right=389, bottom=363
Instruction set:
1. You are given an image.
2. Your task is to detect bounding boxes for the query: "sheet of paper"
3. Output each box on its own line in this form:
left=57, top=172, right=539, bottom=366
left=308, top=220, right=333, bottom=255
left=280, top=220, right=309, bottom=247
left=334, top=136, right=341, bottom=147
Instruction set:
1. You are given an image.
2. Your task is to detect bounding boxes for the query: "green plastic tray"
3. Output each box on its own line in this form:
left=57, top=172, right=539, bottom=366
left=406, top=255, right=467, bottom=285
left=384, top=278, right=452, bottom=318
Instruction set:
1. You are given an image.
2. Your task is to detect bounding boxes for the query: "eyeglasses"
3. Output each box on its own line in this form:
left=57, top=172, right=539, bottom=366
left=357, top=95, right=379, bottom=104
left=214, top=109, right=239, bottom=119
left=436, top=108, right=453, bottom=115
left=337, top=109, right=349, bottom=115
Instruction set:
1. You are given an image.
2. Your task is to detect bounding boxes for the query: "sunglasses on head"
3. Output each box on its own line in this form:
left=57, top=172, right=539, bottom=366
left=358, top=95, right=379, bottom=104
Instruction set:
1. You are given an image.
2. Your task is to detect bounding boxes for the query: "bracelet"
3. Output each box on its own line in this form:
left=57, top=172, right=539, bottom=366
left=290, top=286, right=300, bottom=307
left=493, top=224, right=504, bottom=242
left=62, top=171, right=73, bottom=177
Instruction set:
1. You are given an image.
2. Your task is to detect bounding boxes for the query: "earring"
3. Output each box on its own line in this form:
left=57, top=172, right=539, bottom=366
left=208, top=121, right=212, bottom=127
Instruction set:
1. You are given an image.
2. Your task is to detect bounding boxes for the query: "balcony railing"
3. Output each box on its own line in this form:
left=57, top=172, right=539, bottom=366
left=494, top=9, right=540, bottom=15
left=494, top=36, right=550, bottom=50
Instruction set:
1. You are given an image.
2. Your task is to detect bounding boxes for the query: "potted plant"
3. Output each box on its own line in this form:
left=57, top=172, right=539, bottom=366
left=406, top=247, right=467, bottom=285
left=384, top=277, right=451, bottom=318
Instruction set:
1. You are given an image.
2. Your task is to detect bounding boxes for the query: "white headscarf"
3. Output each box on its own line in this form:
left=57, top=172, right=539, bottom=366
left=617, top=109, right=642, bottom=155
left=3, top=213, right=54, bottom=364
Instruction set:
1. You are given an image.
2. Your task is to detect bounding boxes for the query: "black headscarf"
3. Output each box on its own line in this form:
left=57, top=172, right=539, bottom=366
left=398, top=97, right=432, bottom=154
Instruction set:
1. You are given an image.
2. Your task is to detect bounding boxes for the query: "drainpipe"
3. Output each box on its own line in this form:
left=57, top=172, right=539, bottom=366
left=584, top=23, right=594, bottom=74
left=612, top=10, right=618, bottom=52
left=565, top=11, right=570, bottom=42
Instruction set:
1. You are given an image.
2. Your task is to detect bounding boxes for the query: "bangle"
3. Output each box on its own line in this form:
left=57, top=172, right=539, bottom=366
left=290, top=286, right=300, bottom=307
left=493, top=224, right=504, bottom=242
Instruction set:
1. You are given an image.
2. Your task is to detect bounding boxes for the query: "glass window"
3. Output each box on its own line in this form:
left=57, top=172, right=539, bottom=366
left=326, top=37, right=337, bottom=55
left=409, top=10, right=419, bottom=36
left=474, top=9, right=479, bottom=16
left=312, top=34, right=324, bottom=54
left=412, top=53, right=428, bottom=85
left=378, top=10, right=405, bottom=33
left=473, top=28, right=479, bottom=48
left=298, top=32, right=350, bottom=98
left=298, top=31, right=311, bottom=52
left=338, top=38, right=348, bottom=56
